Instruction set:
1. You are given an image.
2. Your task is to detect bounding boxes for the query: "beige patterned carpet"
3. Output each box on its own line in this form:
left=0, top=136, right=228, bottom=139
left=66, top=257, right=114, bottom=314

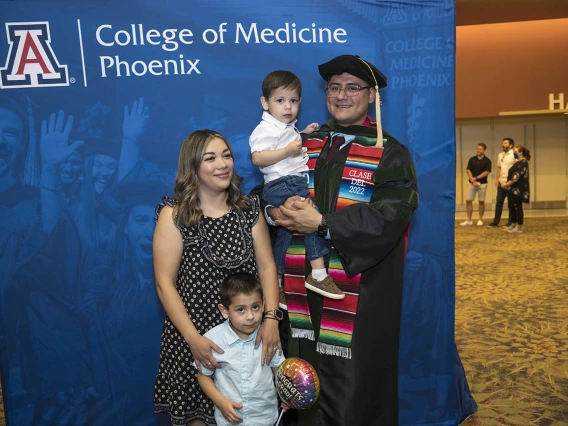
left=1, top=217, right=567, bottom=426
left=458, top=217, right=568, bottom=426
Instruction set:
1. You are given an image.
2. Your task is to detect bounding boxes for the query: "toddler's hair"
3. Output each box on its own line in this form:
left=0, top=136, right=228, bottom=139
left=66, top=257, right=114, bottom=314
left=262, top=70, right=302, bottom=98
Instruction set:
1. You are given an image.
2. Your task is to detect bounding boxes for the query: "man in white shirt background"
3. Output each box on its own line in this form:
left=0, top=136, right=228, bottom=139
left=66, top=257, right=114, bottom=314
left=487, top=138, right=516, bottom=228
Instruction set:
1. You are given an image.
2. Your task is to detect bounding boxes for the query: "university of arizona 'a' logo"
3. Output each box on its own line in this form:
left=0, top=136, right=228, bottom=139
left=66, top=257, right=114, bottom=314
left=1, top=22, right=69, bottom=89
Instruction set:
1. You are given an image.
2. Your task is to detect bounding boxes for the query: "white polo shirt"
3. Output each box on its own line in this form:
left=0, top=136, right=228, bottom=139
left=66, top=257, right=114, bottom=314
left=249, top=111, right=308, bottom=183
left=498, top=149, right=516, bottom=184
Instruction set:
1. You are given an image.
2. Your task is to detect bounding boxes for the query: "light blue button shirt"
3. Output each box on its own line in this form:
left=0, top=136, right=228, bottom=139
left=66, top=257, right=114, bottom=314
left=199, top=320, right=285, bottom=426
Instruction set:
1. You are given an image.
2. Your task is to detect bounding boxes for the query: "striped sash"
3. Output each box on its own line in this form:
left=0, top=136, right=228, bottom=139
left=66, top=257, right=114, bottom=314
left=283, top=134, right=383, bottom=359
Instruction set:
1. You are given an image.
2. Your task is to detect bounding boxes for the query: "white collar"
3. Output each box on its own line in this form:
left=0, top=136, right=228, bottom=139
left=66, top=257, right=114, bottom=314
left=221, top=319, right=260, bottom=345
left=261, top=111, right=296, bottom=130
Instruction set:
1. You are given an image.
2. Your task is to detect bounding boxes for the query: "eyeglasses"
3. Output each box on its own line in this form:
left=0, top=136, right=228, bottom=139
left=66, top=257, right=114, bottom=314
left=325, top=84, right=371, bottom=98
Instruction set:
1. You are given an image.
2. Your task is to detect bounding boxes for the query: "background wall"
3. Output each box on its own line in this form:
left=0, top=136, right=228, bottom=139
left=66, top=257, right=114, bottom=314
left=455, top=17, right=568, bottom=210
left=456, top=115, right=568, bottom=210
left=456, top=18, right=568, bottom=119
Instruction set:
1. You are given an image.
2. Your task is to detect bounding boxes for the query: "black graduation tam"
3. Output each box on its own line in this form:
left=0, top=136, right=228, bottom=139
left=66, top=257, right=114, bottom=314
left=319, top=55, right=386, bottom=146
left=318, top=55, right=387, bottom=88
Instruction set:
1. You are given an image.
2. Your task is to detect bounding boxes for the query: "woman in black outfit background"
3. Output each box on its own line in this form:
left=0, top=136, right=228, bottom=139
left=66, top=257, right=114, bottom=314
left=503, top=146, right=531, bottom=233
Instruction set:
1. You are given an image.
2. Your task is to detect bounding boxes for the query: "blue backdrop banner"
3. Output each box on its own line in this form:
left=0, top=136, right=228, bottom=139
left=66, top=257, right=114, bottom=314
left=0, top=1, right=476, bottom=425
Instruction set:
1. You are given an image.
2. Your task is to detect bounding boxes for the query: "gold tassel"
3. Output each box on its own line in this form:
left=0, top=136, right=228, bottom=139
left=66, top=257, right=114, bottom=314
left=375, top=87, right=383, bottom=147
left=357, top=57, right=384, bottom=147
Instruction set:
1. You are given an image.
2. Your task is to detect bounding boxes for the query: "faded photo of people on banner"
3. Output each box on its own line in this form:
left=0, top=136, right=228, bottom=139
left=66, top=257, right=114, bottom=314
left=0, top=90, right=174, bottom=425
left=0, top=1, right=474, bottom=425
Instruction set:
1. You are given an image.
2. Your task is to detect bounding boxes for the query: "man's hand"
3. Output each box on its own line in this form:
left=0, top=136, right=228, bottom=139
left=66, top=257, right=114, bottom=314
left=219, top=398, right=243, bottom=424
left=266, top=206, right=283, bottom=223
left=277, top=197, right=321, bottom=234
left=266, top=195, right=304, bottom=223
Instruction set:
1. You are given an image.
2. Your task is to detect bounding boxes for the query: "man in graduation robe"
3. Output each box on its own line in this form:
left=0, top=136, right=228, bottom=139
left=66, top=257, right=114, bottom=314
left=268, top=54, right=419, bottom=426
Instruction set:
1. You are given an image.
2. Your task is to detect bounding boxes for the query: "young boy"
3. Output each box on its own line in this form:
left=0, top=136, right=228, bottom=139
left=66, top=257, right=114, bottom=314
left=249, top=70, right=344, bottom=305
left=196, top=273, right=285, bottom=426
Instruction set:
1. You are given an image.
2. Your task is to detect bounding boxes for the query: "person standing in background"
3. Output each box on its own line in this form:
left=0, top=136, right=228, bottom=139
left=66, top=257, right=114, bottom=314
left=487, top=137, right=516, bottom=228
left=502, top=146, right=531, bottom=233
left=460, top=143, right=491, bottom=226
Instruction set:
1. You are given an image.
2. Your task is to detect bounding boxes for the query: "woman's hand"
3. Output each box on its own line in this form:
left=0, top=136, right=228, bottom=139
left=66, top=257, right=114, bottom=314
left=256, top=319, right=281, bottom=366
left=189, top=335, right=223, bottom=372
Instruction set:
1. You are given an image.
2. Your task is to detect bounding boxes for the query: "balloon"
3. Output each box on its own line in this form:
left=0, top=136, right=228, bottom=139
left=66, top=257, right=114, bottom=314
left=275, top=357, right=320, bottom=410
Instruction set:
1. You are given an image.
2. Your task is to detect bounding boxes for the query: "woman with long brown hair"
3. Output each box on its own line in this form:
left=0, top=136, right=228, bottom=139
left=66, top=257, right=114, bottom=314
left=503, top=145, right=531, bottom=233
left=152, top=130, right=281, bottom=425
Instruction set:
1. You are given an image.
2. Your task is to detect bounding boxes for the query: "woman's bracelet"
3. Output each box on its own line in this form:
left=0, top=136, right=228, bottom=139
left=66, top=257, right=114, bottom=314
left=263, top=316, right=279, bottom=321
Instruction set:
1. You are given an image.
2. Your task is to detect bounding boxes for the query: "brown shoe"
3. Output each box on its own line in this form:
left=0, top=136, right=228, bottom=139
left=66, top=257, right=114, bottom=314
left=279, top=287, right=288, bottom=310
left=305, top=274, right=345, bottom=300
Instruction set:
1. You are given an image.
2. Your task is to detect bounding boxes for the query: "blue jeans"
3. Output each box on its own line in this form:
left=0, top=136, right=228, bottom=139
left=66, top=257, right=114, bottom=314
left=263, top=175, right=329, bottom=276
left=492, top=185, right=511, bottom=225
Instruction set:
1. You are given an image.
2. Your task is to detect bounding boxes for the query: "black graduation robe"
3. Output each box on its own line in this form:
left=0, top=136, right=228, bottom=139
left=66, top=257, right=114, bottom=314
left=283, top=119, right=418, bottom=426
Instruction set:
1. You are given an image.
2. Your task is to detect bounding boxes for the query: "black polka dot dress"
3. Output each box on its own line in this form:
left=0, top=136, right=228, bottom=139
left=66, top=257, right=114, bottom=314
left=154, top=195, right=260, bottom=426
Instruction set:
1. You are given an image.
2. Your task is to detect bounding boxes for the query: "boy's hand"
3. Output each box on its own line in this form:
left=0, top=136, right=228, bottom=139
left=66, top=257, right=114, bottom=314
left=281, top=401, right=290, bottom=412
left=286, top=139, right=303, bottom=157
left=300, top=122, right=319, bottom=133
left=219, top=398, right=243, bottom=423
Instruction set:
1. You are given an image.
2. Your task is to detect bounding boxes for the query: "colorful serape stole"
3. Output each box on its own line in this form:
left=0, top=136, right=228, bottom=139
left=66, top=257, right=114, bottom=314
left=317, top=248, right=361, bottom=358
left=281, top=135, right=326, bottom=342
left=284, top=135, right=384, bottom=359
left=283, top=233, right=314, bottom=340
